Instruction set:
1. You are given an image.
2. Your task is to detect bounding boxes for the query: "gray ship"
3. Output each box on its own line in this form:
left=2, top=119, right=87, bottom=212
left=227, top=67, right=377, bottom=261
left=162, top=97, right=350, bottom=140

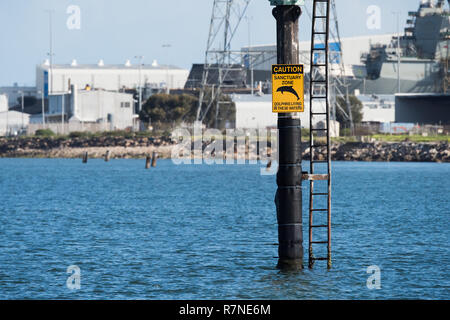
left=353, top=0, right=450, bottom=95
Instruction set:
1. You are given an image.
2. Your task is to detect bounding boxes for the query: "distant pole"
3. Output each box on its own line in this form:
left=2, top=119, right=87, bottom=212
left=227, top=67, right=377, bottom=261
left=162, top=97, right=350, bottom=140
left=162, top=44, right=172, bottom=94
left=61, top=93, right=65, bottom=134
left=272, top=2, right=303, bottom=270
left=41, top=90, right=45, bottom=128
left=5, top=95, right=9, bottom=136
left=166, top=65, right=170, bottom=94
left=46, top=10, right=54, bottom=95
left=20, top=91, right=24, bottom=131
left=135, top=55, right=144, bottom=113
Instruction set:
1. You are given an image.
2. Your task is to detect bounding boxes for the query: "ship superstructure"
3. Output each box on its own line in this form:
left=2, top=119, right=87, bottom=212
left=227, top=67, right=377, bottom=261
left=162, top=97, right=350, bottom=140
left=360, top=0, right=450, bottom=94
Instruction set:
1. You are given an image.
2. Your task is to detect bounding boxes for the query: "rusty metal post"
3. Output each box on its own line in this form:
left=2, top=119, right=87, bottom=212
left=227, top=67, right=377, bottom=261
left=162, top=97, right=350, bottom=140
left=272, top=4, right=303, bottom=270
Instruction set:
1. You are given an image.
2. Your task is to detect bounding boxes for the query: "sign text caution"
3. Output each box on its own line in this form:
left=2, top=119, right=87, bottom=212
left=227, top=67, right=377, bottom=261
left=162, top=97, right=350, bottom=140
left=272, top=64, right=304, bottom=113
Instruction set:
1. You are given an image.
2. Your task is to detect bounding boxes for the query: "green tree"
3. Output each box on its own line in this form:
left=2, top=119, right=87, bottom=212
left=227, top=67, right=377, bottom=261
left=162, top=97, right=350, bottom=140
left=35, top=129, right=55, bottom=137
left=336, top=95, right=363, bottom=126
left=139, top=92, right=235, bottom=129
left=196, top=89, right=236, bottom=128
left=139, top=94, right=197, bottom=127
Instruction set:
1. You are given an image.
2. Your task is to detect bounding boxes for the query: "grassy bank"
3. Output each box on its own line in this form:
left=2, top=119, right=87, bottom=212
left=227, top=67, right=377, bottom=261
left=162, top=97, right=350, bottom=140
left=331, top=134, right=449, bottom=143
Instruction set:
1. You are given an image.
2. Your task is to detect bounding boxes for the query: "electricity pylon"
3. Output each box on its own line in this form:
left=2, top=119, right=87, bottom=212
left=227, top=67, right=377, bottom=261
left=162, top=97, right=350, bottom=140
left=196, top=0, right=251, bottom=125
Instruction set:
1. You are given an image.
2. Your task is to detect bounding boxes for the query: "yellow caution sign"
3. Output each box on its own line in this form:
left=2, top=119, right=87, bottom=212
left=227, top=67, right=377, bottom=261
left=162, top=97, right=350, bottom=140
left=272, top=64, right=304, bottom=113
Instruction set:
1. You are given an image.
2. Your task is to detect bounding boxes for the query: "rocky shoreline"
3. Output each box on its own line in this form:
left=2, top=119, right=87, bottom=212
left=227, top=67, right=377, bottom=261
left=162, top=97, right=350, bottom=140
left=0, top=136, right=448, bottom=162
left=0, top=136, right=174, bottom=159
left=306, top=141, right=449, bottom=162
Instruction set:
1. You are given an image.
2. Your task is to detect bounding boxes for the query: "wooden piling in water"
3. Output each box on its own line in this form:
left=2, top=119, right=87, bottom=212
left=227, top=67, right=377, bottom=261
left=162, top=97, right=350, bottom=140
left=82, top=152, right=88, bottom=163
left=151, top=152, right=158, bottom=167
left=104, top=150, right=110, bottom=162
left=266, top=160, right=272, bottom=171
left=145, top=155, right=151, bottom=169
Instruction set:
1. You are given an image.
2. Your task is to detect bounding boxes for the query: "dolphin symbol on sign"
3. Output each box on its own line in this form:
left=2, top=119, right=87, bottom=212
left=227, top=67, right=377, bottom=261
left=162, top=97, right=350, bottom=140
left=277, top=86, right=300, bottom=100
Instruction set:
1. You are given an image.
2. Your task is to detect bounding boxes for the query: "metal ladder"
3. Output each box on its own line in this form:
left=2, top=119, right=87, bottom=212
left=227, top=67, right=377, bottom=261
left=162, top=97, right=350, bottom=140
left=307, top=0, right=332, bottom=269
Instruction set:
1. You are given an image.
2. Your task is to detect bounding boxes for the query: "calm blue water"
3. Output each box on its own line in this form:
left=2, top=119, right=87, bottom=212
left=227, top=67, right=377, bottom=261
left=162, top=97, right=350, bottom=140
left=0, top=159, right=448, bottom=299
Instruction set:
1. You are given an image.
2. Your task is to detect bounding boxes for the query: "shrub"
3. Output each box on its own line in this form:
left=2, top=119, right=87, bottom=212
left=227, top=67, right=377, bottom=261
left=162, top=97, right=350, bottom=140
left=102, top=130, right=134, bottom=138
left=69, top=131, right=92, bottom=138
left=140, top=92, right=235, bottom=129
left=35, top=129, right=55, bottom=137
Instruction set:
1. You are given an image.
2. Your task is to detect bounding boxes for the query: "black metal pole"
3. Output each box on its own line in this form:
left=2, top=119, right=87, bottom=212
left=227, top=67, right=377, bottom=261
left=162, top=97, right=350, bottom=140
left=273, top=5, right=303, bottom=270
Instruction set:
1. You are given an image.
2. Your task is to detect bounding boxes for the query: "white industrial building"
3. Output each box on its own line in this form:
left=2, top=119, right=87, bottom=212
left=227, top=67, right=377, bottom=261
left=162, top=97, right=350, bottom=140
left=233, top=92, right=395, bottom=134
left=233, top=94, right=276, bottom=129
left=0, top=111, right=30, bottom=136
left=36, top=60, right=190, bottom=96
left=233, top=94, right=333, bottom=130
left=29, top=85, right=135, bottom=134
left=0, top=95, right=30, bottom=136
left=356, top=94, right=395, bottom=123
left=243, top=33, right=395, bottom=77
left=68, top=88, right=135, bottom=130
left=2, top=59, right=191, bottom=134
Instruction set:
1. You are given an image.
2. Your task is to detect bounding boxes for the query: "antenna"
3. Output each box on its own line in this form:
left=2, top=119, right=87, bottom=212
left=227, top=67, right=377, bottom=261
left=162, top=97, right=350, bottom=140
left=45, top=10, right=54, bottom=95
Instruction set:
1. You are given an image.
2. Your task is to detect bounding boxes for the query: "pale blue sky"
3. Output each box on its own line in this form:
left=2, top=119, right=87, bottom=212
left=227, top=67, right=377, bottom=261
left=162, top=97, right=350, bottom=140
left=0, top=0, right=421, bottom=86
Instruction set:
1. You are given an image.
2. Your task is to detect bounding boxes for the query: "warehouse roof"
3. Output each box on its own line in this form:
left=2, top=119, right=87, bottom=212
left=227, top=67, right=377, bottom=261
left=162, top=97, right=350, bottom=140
left=38, top=63, right=185, bottom=71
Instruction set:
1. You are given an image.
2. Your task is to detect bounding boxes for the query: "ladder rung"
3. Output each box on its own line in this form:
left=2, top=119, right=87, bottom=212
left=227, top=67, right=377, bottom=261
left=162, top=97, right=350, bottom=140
left=302, top=174, right=328, bottom=181
left=309, top=0, right=331, bottom=270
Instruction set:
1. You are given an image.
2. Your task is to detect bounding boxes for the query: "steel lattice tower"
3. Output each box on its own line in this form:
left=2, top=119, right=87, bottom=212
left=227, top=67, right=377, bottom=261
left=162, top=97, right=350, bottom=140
left=196, top=0, right=251, bottom=124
